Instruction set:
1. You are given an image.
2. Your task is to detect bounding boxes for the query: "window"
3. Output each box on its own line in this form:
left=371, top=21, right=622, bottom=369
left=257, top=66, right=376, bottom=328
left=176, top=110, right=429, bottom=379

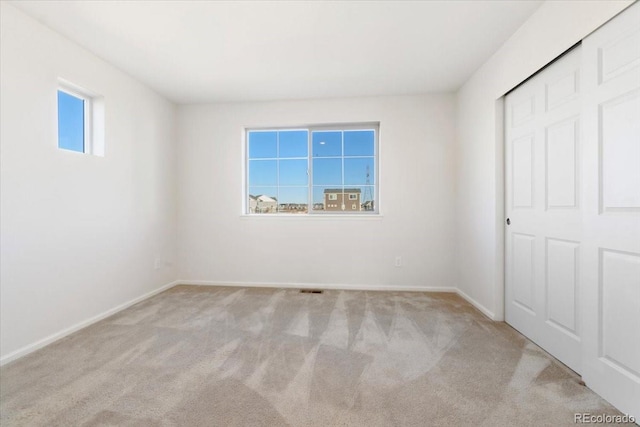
left=57, top=90, right=85, bottom=153
left=57, top=80, right=104, bottom=156
left=246, top=124, right=378, bottom=214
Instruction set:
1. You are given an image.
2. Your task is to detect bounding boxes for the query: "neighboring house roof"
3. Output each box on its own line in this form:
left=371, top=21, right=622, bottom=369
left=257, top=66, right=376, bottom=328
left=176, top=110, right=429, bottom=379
left=256, top=195, right=277, bottom=202
left=323, top=188, right=361, bottom=194
left=249, top=194, right=277, bottom=202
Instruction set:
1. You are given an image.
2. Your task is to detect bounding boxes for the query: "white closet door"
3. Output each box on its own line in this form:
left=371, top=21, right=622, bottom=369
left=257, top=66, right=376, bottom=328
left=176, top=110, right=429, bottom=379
left=505, top=46, right=583, bottom=374
left=581, top=2, right=640, bottom=419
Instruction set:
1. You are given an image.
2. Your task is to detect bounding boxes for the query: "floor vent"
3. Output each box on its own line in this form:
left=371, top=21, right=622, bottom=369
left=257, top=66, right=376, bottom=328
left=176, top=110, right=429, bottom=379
left=300, top=289, right=324, bottom=294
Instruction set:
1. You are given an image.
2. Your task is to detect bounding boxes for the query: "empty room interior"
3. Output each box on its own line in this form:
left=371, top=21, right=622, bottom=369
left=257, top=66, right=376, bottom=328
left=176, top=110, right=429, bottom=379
left=1, top=0, right=639, bottom=425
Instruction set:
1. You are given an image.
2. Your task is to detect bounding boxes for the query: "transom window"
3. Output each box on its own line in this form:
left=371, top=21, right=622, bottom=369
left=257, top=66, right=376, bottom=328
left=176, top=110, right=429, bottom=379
left=246, top=124, right=378, bottom=214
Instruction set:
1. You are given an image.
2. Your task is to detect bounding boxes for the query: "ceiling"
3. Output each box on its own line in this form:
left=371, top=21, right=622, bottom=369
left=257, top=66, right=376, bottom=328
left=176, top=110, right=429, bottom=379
left=11, top=0, right=542, bottom=104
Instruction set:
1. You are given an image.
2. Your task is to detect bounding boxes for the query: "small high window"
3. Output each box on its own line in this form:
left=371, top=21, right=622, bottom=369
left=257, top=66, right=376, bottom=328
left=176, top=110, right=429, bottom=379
left=57, top=90, right=85, bottom=153
left=57, top=80, right=104, bottom=156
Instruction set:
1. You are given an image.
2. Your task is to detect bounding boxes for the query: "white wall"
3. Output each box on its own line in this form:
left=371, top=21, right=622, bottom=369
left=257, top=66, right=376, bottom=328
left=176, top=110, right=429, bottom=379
left=5, top=0, right=627, bottom=365
left=0, top=3, right=178, bottom=363
left=454, top=0, right=633, bottom=319
left=177, top=95, right=456, bottom=291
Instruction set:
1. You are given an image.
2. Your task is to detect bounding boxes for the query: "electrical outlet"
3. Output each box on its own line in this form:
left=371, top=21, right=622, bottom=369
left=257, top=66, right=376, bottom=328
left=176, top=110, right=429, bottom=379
left=395, top=256, right=402, bottom=267
left=154, top=258, right=162, bottom=270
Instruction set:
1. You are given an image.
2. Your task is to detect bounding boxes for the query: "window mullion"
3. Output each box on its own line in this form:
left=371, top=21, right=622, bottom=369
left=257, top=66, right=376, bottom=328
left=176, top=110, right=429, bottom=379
left=276, top=131, right=280, bottom=212
left=308, top=130, right=312, bottom=213
left=341, top=130, right=345, bottom=211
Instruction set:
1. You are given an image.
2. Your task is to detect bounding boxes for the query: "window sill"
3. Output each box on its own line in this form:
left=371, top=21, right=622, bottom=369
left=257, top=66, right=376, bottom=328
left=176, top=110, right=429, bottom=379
left=240, top=214, right=383, bottom=220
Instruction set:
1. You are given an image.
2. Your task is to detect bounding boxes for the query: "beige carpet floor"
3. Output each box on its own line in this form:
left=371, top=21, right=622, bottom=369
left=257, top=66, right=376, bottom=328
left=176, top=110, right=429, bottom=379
left=0, top=285, right=625, bottom=426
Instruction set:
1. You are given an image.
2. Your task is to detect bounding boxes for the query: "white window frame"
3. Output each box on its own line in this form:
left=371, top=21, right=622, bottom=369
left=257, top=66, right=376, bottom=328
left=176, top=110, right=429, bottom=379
left=57, top=79, right=105, bottom=156
left=244, top=122, right=379, bottom=215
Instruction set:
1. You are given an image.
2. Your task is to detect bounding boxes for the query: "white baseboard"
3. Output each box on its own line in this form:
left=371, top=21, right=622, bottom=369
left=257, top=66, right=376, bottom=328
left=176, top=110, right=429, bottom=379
left=0, top=280, right=180, bottom=366
left=177, top=280, right=456, bottom=293
left=455, top=288, right=496, bottom=320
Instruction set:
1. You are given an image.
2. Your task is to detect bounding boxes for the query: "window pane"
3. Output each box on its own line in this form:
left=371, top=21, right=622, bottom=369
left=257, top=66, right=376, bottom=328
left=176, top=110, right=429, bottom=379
left=248, top=131, right=277, bottom=158
left=312, top=131, right=341, bottom=157
left=279, top=159, right=308, bottom=186
left=249, top=160, right=277, bottom=186
left=57, top=90, right=84, bottom=153
left=312, top=158, right=342, bottom=185
left=248, top=187, right=278, bottom=214
left=312, top=186, right=342, bottom=211
left=344, top=130, right=374, bottom=156
left=279, top=130, right=308, bottom=158
left=278, top=187, right=308, bottom=213
left=344, top=157, right=375, bottom=186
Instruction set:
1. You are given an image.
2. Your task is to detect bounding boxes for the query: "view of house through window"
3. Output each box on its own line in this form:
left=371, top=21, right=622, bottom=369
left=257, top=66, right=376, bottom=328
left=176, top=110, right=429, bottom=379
left=247, top=124, right=378, bottom=214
